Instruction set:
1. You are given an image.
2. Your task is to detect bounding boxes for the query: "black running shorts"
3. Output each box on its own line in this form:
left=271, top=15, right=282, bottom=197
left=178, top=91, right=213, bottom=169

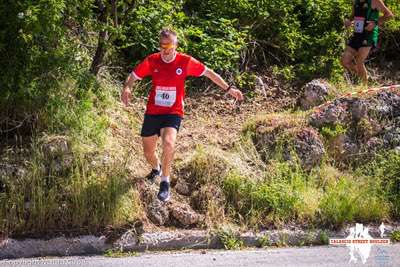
left=347, top=33, right=376, bottom=51
left=140, top=114, right=183, bottom=137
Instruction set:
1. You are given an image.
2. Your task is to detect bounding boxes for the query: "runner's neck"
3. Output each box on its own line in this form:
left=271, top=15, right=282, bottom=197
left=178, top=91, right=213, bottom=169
left=161, top=51, right=177, bottom=63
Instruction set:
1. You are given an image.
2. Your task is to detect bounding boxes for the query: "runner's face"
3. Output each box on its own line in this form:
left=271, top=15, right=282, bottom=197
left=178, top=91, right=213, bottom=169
left=159, top=37, right=176, bottom=56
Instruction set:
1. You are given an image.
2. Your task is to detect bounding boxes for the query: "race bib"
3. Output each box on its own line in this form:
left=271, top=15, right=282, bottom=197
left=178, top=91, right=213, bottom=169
left=354, top=17, right=365, bottom=33
left=155, top=86, right=176, bottom=107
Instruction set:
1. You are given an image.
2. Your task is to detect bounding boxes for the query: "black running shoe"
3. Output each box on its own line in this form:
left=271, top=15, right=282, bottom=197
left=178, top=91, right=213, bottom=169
left=145, top=167, right=161, bottom=183
left=157, top=181, right=170, bottom=202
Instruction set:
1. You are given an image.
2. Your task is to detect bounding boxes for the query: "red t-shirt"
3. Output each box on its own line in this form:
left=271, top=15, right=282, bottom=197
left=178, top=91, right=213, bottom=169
left=131, top=52, right=206, bottom=117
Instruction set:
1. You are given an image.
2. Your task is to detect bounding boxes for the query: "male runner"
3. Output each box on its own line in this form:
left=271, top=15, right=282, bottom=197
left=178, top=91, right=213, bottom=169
left=121, top=28, right=244, bottom=202
left=341, top=0, right=393, bottom=84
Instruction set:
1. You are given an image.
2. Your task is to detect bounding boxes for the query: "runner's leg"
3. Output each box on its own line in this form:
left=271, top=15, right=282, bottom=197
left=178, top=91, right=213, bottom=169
left=142, top=135, right=160, bottom=170
left=341, top=46, right=358, bottom=74
left=160, top=127, right=178, bottom=178
left=355, top=46, right=372, bottom=85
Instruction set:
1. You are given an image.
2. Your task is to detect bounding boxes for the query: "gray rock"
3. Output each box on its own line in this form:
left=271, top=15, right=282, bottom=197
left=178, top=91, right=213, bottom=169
left=299, top=79, right=329, bottom=110
left=309, top=100, right=348, bottom=128
left=169, top=202, right=202, bottom=226
left=380, top=117, right=400, bottom=148
left=147, top=199, right=170, bottom=226
left=1, top=225, right=400, bottom=259
left=288, top=128, right=325, bottom=170
left=369, top=91, right=400, bottom=118
left=364, top=137, right=384, bottom=153
left=382, top=126, right=400, bottom=147
left=0, top=235, right=110, bottom=259
left=174, top=179, right=191, bottom=196
left=0, top=163, right=26, bottom=178
left=255, top=76, right=267, bottom=97
left=351, top=99, right=369, bottom=121
left=41, top=136, right=70, bottom=158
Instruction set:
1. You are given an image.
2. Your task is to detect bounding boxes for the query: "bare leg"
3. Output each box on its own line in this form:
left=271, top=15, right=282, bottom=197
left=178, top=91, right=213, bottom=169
left=160, top=127, right=178, bottom=178
left=341, top=46, right=358, bottom=74
left=142, top=135, right=160, bottom=170
left=355, top=46, right=372, bottom=85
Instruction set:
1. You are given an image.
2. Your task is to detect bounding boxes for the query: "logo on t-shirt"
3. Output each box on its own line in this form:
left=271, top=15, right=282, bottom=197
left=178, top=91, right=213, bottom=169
left=176, top=68, right=183, bottom=75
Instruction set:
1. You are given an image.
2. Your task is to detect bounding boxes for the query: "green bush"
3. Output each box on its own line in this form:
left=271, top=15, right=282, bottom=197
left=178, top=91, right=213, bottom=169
left=318, top=175, right=389, bottom=228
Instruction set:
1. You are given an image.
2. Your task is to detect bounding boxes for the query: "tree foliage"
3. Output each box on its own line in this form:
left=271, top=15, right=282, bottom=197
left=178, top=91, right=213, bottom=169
left=0, top=0, right=399, bottom=120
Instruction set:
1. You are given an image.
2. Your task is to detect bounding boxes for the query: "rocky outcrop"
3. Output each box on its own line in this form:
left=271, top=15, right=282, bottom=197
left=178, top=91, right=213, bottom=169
left=136, top=179, right=202, bottom=227
left=251, top=116, right=325, bottom=170
left=309, top=88, right=400, bottom=164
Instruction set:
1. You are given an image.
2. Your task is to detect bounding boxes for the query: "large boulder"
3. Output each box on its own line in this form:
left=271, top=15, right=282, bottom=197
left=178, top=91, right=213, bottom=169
left=281, top=127, right=326, bottom=170
left=369, top=91, right=400, bottom=119
left=147, top=199, right=170, bottom=226
left=169, top=202, right=203, bottom=226
left=309, top=99, right=350, bottom=128
left=299, top=79, right=330, bottom=110
left=251, top=116, right=325, bottom=170
left=382, top=118, right=400, bottom=147
left=174, top=179, right=191, bottom=196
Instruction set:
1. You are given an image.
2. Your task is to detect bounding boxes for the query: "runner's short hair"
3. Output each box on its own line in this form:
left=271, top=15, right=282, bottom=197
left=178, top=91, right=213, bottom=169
left=159, top=28, right=178, bottom=42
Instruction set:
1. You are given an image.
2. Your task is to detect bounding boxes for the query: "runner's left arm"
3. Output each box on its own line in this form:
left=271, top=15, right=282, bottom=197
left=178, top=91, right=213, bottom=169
left=203, top=69, right=244, bottom=101
left=375, top=0, right=394, bottom=26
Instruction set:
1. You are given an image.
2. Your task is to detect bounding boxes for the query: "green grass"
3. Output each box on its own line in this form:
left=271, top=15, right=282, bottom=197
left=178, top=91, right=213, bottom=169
left=0, top=77, right=143, bottom=237
left=257, top=234, right=271, bottom=247
left=178, top=133, right=391, bottom=230
left=215, top=225, right=244, bottom=250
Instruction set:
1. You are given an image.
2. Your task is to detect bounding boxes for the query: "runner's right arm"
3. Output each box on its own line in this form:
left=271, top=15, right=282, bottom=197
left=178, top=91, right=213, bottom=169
left=121, top=73, right=137, bottom=106
left=121, top=56, right=152, bottom=106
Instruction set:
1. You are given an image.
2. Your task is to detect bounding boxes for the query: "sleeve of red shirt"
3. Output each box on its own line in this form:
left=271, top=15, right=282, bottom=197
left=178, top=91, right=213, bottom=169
left=131, top=57, right=152, bottom=80
left=186, top=57, right=207, bottom=77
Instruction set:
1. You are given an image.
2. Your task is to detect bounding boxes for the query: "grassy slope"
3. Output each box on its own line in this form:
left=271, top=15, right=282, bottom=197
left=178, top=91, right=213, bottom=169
left=1, top=65, right=400, bottom=237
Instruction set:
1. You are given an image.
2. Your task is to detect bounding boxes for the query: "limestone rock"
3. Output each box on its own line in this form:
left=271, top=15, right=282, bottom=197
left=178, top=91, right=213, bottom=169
left=169, top=202, right=202, bottom=226
left=299, top=79, right=330, bottom=110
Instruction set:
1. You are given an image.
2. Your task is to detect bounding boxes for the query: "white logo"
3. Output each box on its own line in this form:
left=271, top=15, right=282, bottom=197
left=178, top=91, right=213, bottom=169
left=154, top=69, right=159, bottom=73
left=329, top=223, right=390, bottom=264
left=176, top=68, right=183, bottom=75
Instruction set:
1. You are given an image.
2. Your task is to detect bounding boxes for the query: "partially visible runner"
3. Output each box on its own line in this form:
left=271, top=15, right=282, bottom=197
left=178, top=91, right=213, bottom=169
left=341, top=0, right=394, bottom=84
left=121, top=28, right=244, bottom=202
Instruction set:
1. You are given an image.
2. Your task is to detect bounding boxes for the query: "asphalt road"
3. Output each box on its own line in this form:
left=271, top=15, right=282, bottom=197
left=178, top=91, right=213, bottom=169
left=1, top=244, right=399, bottom=267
